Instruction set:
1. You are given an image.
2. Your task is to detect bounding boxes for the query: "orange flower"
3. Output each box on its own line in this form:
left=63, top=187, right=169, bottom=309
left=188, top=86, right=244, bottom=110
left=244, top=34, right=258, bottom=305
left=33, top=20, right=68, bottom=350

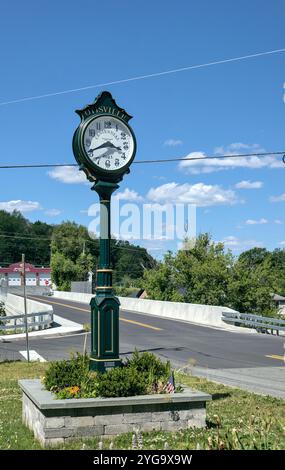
left=68, top=386, right=80, bottom=395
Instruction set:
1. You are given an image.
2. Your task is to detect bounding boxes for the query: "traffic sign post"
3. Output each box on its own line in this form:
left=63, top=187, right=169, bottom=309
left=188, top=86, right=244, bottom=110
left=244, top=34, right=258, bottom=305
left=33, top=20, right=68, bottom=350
left=72, top=92, right=136, bottom=372
left=21, top=253, right=30, bottom=363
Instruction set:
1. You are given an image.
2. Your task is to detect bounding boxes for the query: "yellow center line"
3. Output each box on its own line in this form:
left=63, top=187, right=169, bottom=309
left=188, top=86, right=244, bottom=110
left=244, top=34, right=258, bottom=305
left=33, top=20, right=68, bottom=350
left=28, top=296, right=163, bottom=331
left=120, top=317, right=162, bottom=331
left=265, top=355, right=285, bottom=362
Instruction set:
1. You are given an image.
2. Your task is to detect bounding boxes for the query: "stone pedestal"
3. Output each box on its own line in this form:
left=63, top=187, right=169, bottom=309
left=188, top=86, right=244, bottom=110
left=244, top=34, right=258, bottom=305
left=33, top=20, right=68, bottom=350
left=19, top=379, right=211, bottom=447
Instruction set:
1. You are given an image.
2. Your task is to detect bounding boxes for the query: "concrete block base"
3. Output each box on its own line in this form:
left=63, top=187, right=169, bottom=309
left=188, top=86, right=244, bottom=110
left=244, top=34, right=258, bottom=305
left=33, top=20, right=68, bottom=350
left=19, top=379, right=211, bottom=447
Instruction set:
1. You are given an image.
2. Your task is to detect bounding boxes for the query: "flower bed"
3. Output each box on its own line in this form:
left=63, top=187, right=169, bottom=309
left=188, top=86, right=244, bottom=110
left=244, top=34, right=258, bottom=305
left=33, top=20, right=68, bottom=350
left=43, top=351, right=182, bottom=399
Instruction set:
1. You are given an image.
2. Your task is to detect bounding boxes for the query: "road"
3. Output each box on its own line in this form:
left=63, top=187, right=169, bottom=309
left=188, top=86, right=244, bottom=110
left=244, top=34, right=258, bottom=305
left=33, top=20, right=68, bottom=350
left=1, top=295, right=284, bottom=397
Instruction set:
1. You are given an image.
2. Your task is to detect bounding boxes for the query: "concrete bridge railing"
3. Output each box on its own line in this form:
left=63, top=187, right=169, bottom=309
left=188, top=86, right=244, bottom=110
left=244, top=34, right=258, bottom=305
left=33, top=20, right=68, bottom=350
left=51, top=291, right=243, bottom=331
left=0, top=293, right=53, bottom=333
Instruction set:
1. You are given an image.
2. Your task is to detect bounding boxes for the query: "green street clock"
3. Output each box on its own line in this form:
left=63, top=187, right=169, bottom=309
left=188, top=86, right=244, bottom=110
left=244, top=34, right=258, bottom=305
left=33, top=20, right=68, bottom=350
left=72, top=91, right=136, bottom=373
left=73, top=91, right=136, bottom=183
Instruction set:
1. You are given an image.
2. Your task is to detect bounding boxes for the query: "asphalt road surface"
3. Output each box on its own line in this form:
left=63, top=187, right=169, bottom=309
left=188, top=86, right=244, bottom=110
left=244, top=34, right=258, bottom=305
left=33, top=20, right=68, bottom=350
left=1, top=295, right=284, bottom=397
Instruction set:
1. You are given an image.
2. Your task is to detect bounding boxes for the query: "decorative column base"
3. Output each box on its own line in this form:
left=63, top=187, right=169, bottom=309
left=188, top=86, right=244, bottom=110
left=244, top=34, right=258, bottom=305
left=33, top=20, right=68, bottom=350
left=89, top=293, right=121, bottom=373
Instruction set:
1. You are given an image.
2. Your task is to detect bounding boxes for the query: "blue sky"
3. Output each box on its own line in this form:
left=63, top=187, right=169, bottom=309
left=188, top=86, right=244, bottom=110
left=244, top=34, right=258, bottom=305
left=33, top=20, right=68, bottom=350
left=0, top=0, right=284, bottom=258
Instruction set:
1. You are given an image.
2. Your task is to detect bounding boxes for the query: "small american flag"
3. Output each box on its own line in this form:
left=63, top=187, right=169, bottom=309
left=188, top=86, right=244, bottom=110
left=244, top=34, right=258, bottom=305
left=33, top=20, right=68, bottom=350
left=164, top=372, right=175, bottom=393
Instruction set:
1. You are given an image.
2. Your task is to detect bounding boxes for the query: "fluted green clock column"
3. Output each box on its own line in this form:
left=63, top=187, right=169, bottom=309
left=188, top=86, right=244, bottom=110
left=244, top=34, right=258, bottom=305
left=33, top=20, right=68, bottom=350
left=72, top=91, right=136, bottom=373
left=90, top=180, right=121, bottom=372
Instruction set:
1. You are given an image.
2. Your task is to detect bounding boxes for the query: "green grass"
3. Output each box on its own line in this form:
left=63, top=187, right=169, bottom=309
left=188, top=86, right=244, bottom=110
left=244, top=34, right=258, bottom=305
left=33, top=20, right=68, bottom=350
left=0, top=362, right=284, bottom=450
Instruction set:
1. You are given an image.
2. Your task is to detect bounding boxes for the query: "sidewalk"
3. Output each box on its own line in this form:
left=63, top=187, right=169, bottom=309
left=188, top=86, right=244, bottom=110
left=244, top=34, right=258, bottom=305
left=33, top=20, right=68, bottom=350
left=0, top=314, right=84, bottom=341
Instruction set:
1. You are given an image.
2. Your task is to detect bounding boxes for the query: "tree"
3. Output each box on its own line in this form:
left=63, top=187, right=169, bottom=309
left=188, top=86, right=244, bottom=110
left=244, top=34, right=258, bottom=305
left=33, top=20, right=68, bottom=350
left=269, top=248, right=285, bottom=296
left=111, top=240, right=156, bottom=284
left=76, top=252, right=94, bottom=281
left=144, top=234, right=233, bottom=306
left=143, top=234, right=280, bottom=316
left=0, top=210, right=52, bottom=265
left=51, top=222, right=97, bottom=290
left=228, top=253, right=277, bottom=316
left=51, top=252, right=78, bottom=291
left=51, top=222, right=92, bottom=263
left=29, top=220, right=53, bottom=265
left=237, top=247, right=269, bottom=269
left=143, top=253, right=178, bottom=301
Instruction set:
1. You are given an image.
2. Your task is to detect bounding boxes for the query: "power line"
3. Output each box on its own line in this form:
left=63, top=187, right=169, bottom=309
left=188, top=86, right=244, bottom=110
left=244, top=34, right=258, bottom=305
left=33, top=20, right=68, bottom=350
left=0, top=151, right=284, bottom=169
left=0, top=233, right=151, bottom=255
left=0, top=47, right=284, bottom=106
left=137, top=151, right=285, bottom=164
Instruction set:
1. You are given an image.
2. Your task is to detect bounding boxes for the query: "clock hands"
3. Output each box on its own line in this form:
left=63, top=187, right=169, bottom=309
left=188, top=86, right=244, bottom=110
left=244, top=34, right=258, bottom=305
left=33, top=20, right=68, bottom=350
left=88, top=141, right=121, bottom=156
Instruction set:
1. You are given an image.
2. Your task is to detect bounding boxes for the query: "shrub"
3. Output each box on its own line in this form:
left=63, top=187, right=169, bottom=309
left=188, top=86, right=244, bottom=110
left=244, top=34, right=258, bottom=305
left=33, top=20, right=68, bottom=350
left=126, top=350, right=171, bottom=381
left=96, top=366, right=148, bottom=398
left=44, top=353, right=88, bottom=392
left=0, top=301, right=6, bottom=316
left=43, top=351, right=176, bottom=399
left=0, top=301, right=6, bottom=326
left=80, top=371, right=100, bottom=398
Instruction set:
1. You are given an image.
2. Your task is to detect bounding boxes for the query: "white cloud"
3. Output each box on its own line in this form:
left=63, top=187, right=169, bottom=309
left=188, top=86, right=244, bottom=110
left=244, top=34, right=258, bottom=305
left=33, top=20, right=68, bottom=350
left=221, top=235, right=263, bottom=251
left=0, top=200, right=41, bottom=213
left=274, top=219, right=283, bottom=224
left=153, top=175, right=167, bottom=181
left=147, top=182, right=239, bottom=207
left=164, top=139, right=183, bottom=147
left=235, top=180, right=263, bottom=189
left=279, top=241, right=285, bottom=246
left=179, top=144, right=283, bottom=174
left=48, top=166, right=88, bottom=184
left=245, top=218, right=268, bottom=225
left=114, top=188, right=143, bottom=202
left=214, top=143, right=261, bottom=153
left=45, top=209, right=61, bottom=217
left=270, top=193, right=285, bottom=202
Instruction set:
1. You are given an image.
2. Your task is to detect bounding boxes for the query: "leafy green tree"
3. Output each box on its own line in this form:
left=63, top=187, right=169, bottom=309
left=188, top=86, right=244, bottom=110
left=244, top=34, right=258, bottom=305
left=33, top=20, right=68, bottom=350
left=76, top=252, right=94, bottom=281
left=51, top=222, right=97, bottom=289
left=228, top=250, right=278, bottom=316
left=0, top=210, right=52, bottom=265
left=174, top=234, right=233, bottom=305
left=29, top=220, right=53, bottom=265
left=269, top=248, right=285, bottom=296
left=51, top=222, right=91, bottom=263
left=51, top=252, right=78, bottom=291
left=144, top=234, right=233, bottom=305
left=143, top=252, right=178, bottom=301
left=237, top=247, right=269, bottom=269
left=144, top=234, right=280, bottom=316
left=111, top=240, right=156, bottom=284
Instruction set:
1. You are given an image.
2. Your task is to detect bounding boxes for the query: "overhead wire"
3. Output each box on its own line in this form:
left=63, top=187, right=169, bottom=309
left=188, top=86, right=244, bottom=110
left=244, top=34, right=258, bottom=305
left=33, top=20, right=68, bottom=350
left=0, top=47, right=284, bottom=106
left=0, top=151, right=285, bottom=169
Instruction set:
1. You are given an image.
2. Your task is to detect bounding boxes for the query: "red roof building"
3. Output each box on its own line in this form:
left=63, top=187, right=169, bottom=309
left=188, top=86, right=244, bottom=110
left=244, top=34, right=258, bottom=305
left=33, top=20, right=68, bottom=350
left=0, top=262, right=51, bottom=286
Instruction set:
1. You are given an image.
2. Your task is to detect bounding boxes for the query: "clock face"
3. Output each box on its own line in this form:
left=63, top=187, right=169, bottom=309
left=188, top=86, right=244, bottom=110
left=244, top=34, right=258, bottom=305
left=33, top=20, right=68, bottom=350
left=82, top=116, right=135, bottom=172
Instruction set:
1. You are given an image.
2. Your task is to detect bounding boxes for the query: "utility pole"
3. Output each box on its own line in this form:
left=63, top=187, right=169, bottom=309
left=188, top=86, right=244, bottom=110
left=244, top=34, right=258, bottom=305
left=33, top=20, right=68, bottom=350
left=22, top=253, right=30, bottom=362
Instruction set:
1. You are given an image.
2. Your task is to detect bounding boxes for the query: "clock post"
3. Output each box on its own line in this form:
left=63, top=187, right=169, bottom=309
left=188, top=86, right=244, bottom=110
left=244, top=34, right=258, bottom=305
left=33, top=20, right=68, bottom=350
left=89, top=180, right=120, bottom=372
left=72, top=91, right=136, bottom=373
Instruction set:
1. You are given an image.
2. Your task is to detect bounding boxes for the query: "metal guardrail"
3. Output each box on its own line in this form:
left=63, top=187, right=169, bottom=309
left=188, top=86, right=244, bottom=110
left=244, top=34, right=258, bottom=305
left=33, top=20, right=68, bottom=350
left=0, top=311, right=53, bottom=332
left=222, top=311, right=285, bottom=335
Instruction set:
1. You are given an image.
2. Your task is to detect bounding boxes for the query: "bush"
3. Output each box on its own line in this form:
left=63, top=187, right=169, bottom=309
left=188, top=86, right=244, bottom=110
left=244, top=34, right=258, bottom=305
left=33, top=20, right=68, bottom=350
left=96, top=366, right=148, bottom=398
left=127, top=350, right=171, bottom=381
left=44, top=353, right=88, bottom=392
left=0, top=301, right=6, bottom=326
left=0, top=301, right=6, bottom=316
left=43, top=351, right=176, bottom=399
